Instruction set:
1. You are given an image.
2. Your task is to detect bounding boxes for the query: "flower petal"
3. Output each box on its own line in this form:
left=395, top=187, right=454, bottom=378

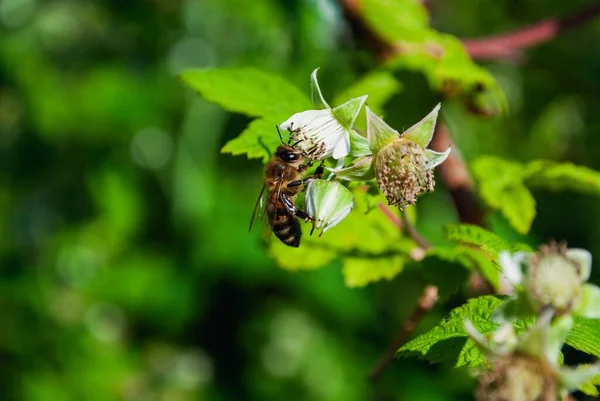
left=310, top=68, right=330, bottom=109
left=574, top=284, right=600, bottom=319
left=305, top=180, right=354, bottom=235
left=464, top=319, right=506, bottom=358
left=545, top=315, right=573, bottom=368
left=400, top=103, right=440, bottom=147
left=332, top=95, right=368, bottom=130
left=328, top=156, right=374, bottom=181
left=366, top=106, right=399, bottom=153
left=566, top=248, right=592, bottom=282
left=332, top=131, right=351, bottom=159
left=281, top=109, right=348, bottom=160
left=491, top=294, right=536, bottom=324
left=425, top=147, right=451, bottom=169
left=558, top=363, right=600, bottom=392
left=516, top=308, right=553, bottom=362
left=499, top=251, right=525, bottom=287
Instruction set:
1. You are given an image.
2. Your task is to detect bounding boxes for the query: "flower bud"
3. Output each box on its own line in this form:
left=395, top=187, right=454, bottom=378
left=305, top=180, right=354, bottom=235
left=475, top=354, right=556, bottom=401
left=366, top=105, right=450, bottom=208
left=527, top=242, right=585, bottom=313
left=375, top=138, right=434, bottom=208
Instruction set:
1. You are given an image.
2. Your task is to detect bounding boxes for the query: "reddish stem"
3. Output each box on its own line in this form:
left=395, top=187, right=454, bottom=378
left=462, top=1, right=600, bottom=60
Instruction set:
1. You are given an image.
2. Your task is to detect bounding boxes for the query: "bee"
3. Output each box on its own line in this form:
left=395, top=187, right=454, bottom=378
left=249, top=128, right=323, bottom=247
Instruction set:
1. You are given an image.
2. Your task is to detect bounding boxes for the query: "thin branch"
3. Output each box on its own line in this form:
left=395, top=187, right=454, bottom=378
left=368, top=285, right=438, bottom=380
left=461, top=1, right=600, bottom=60
left=378, top=202, right=402, bottom=228
left=400, top=210, right=430, bottom=250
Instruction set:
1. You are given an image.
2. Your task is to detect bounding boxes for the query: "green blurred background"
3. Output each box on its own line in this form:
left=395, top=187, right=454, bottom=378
left=1, top=0, right=600, bottom=400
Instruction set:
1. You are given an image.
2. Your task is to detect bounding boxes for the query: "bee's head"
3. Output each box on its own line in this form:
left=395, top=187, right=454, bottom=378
left=275, top=144, right=304, bottom=165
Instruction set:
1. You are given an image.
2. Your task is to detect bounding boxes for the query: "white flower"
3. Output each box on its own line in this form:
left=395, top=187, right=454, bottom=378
left=497, top=243, right=600, bottom=319
left=466, top=311, right=600, bottom=400
left=280, top=69, right=367, bottom=161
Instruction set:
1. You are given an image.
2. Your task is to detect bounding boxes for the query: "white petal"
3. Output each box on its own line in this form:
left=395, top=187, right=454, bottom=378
left=332, top=131, right=350, bottom=159
left=282, top=109, right=349, bottom=160
left=499, top=251, right=524, bottom=286
left=566, top=248, right=592, bottom=282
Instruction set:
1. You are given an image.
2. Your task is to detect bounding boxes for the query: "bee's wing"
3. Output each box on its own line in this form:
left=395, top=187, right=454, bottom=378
left=249, top=184, right=267, bottom=233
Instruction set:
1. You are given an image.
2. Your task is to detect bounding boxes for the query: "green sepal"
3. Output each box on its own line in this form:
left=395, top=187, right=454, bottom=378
left=401, top=103, right=440, bottom=147
left=366, top=106, right=399, bottom=153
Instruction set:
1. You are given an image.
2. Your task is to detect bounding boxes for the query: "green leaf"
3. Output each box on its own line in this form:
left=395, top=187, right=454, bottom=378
left=360, top=0, right=505, bottom=110
left=472, top=156, right=536, bottom=234
left=565, top=317, right=600, bottom=359
left=268, top=186, right=413, bottom=284
left=361, top=0, right=430, bottom=43
left=420, top=248, right=471, bottom=302
left=268, top=236, right=338, bottom=271
left=524, top=160, right=600, bottom=196
left=180, top=68, right=310, bottom=118
left=426, top=245, right=501, bottom=293
left=444, top=224, right=526, bottom=260
left=343, top=255, right=405, bottom=287
left=221, top=117, right=285, bottom=162
left=333, top=70, right=402, bottom=115
left=397, top=296, right=503, bottom=367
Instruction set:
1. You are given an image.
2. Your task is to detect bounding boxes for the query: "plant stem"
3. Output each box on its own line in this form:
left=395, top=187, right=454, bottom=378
left=462, top=1, right=600, bottom=60
left=400, top=210, right=430, bottom=250
left=368, top=285, right=438, bottom=380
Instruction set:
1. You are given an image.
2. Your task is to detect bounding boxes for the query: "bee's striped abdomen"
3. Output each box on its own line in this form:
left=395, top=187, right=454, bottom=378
left=272, top=206, right=301, bottom=247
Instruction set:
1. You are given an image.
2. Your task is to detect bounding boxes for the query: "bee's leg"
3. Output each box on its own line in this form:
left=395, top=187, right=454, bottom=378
left=300, top=162, right=325, bottom=186
left=281, top=194, right=314, bottom=222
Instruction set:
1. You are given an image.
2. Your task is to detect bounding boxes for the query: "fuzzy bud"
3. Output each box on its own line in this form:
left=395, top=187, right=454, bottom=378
left=475, top=354, right=556, bottom=401
left=375, top=138, right=434, bottom=209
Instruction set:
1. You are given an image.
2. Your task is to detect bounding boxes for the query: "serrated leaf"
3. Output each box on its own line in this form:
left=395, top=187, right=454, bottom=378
left=444, top=224, right=522, bottom=260
left=221, top=117, right=286, bottom=162
left=524, top=160, right=600, bottom=196
left=420, top=249, right=470, bottom=302
left=397, top=296, right=503, bottom=367
left=333, top=70, right=402, bottom=115
left=565, top=317, right=600, bottom=359
left=343, top=255, right=405, bottom=287
left=180, top=68, right=310, bottom=118
left=267, top=186, right=413, bottom=284
left=427, top=245, right=501, bottom=293
left=473, top=156, right=536, bottom=234
left=359, top=0, right=505, bottom=111
left=361, top=0, right=430, bottom=43
left=268, top=237, right=338, bottom=271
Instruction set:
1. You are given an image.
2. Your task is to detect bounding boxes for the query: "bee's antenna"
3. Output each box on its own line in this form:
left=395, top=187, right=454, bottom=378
left=290, top=140, right=303, bottom=148
left=275, top=125, right=285, bottom=145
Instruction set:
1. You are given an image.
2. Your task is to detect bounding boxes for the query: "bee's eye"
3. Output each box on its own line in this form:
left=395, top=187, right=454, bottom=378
left=283, top=153, right=299, bottom=161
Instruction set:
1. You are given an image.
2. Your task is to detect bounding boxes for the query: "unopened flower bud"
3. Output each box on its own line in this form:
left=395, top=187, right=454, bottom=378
left=366, top=105, right=450, bottom=209
left=305, top=180, right=353, bottom=235
left=475, top=354, right=556, bottom=401
left=527, top=242, right=585, bottom=313
left=375, top=138, right=434, bottom=208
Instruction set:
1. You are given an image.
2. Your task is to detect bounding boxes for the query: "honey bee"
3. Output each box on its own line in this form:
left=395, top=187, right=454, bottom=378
left=249, top=128, right=323, bottom=247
